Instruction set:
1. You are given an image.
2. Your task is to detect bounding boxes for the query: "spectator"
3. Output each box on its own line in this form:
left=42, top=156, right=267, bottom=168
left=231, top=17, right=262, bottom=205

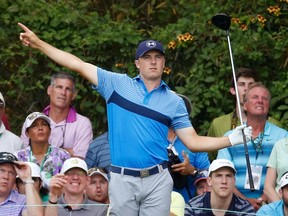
left=0, top=92, right=24, bottom=153
left=185, top=159, right=255, bottom=215
left=16, top=161, right=49, bottom=203
left=45, top=158, right=108, bottom=216
left=170, top=191, right=185, bottom=216
left=264, top=138, right=288, bottom=203
left=86, top=167, right=109, bottom=204
left=18, top=23, right=252, bottom=216
left=0, top=152, right=43, bottom=216
left=217, top=82, right=288, bottom=210
left=168, top=94, right=210, bottom=202
left=15, top=112, right=70, bottom=189
left=21, top=72, right=93, bottom=159
left=257, top=172, right=288, bottom=215
left=194, top=170, right=210, bottom=196
left=85, top=132, right=111, bottom=172
left=207, top=67, right=281, bottom=161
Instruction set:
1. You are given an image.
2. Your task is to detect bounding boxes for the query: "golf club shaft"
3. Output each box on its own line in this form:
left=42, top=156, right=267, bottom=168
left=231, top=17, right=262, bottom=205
left=226, top=30, right=255, bottom=191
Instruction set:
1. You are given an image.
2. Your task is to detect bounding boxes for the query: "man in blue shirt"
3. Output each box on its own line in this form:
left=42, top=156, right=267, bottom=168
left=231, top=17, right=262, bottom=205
left=18, top=23, right=253, bottom=216
left=85, top=132, right=111, bottom=172
left=218, top=83, right=288, bottom=210
left=257, top=172, right=288, bottom=216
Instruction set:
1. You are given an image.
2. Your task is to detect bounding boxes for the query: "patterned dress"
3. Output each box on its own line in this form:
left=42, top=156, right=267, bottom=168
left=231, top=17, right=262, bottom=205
left=15, top=145, right=70, bottom=188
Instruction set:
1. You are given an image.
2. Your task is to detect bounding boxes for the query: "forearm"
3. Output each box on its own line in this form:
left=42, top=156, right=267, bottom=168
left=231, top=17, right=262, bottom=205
left=264, top=186, right=280, bottom=203
left=36, top=39, right=84, bottom=74
left=45, top=193, right=58, bottom=216
left=188, top=135, right=231, bottom=152
left=24, top=182, right=44, bottom=216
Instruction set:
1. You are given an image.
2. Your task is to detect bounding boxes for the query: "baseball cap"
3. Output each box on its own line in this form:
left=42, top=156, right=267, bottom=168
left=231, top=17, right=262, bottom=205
left=0, top=152, right=18, bottom=164
left=135, top=40, right=164, bottom=59
left=16, top=162, right=41, bottom=179
left=88, top=167, right=109, bottom=182
left=60, top=158, right=88, bottom=174
left=24, top=112, right=51, bottom=131
left=280, top=172, right=288, bottom=188
left=0, top=92, right=5, bottom=107
left=194, top=170, right=208, bottom=186
left=208, top=159, right=236, bottom=176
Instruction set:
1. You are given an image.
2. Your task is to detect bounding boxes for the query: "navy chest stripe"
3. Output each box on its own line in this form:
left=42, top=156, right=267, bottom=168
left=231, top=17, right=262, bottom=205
left=107, top=91, right=171, bottom=127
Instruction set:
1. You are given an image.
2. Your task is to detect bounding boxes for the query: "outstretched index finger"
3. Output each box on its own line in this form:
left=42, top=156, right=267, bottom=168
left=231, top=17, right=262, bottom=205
left=18, top=22, right=31, bottom=32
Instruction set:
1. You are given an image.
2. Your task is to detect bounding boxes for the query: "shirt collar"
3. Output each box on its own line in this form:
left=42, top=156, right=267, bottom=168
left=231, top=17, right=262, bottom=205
left=133, top=75, right=170, bottom=89
left=59, top=194, right=90, bottom=211
left=43, top=105, right=77, bottom=123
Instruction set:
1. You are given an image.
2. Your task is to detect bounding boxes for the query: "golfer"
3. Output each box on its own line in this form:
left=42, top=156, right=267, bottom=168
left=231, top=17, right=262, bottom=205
left=18, top=23, right=252, bottom=216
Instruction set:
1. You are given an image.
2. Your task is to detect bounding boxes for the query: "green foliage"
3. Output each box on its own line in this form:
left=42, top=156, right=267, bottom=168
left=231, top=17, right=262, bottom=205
left=0, top=0, right=287, bottom=137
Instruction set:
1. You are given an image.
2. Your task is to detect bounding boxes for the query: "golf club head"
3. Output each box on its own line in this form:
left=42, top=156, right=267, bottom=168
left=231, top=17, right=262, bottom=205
left=212, top=13, right=231, bottom=31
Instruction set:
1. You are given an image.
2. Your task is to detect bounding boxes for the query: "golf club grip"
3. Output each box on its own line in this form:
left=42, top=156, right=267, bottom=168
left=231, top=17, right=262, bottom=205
left=242, top=130, right=255, bottom=191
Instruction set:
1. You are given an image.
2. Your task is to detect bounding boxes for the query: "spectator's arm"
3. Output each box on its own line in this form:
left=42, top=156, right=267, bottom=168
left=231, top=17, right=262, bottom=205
left=14, top=161, right=44, bottom=216
left=264, top=167, right=280, bottom=202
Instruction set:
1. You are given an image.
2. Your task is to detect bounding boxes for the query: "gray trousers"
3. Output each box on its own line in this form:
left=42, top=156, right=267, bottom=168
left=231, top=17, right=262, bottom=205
left=108, top=166, right=173, bottom=216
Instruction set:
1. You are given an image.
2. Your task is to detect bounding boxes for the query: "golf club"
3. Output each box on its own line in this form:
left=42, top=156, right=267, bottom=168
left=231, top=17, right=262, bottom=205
left=211, top=13, right=255, bottom=191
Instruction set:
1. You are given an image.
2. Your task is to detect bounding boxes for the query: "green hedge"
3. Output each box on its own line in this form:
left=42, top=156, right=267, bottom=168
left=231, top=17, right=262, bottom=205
left=0, top=0, right=287, bottom=136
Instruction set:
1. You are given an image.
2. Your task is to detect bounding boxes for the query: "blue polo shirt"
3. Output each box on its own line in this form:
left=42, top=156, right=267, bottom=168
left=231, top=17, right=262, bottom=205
left=257, top=200, right=284, bottom=216
left=93, top=68, right=191, bottom=168
left=217, top=122, right=288, bottom=198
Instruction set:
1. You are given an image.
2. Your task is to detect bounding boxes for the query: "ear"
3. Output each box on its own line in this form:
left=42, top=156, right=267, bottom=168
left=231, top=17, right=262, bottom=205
left=25, top=130, right=30, bottom=138
left=47, top=85, right=52, bottom=96
left=134, top=60, right=140, bottom=69
left=71, top=92, right=77, bottom=101
left=230, top=87, right=236, bottom=95
left=243, top=102, right=247, bottom=111
left=207, top=177, right=212, bottom=187
left=279, top=188, right=283, bottom=198
left=86, top=176, right=91, bottom=186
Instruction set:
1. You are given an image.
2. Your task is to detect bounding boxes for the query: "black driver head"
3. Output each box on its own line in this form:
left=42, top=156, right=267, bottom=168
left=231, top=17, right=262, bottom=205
left=211, top=13, right=231, bottom=31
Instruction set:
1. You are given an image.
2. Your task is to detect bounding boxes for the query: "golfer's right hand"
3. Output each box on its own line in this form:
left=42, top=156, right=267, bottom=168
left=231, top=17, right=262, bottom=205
left=228, top=125, right=252, bottom=146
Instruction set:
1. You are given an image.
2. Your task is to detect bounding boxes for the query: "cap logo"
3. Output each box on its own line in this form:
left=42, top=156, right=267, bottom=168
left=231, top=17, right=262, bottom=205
left=146, top=41, right=157, bottom=48
left=71, top=158, right=79, bottom=164
left=28, top=113, right=39, bottom=120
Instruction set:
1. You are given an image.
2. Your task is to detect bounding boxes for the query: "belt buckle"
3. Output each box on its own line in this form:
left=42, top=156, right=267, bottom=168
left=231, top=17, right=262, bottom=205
left=140, top=169, right=149, bottom=178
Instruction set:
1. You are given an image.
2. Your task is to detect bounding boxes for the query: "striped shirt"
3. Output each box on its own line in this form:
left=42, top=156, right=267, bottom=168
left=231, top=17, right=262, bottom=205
left=85, top=132, right=111, bottom=172
left=0, top=190, right=26, bottom=216
left=93, top=68, right=191, bottom=168
left=185, top=192, right=255, bottom=216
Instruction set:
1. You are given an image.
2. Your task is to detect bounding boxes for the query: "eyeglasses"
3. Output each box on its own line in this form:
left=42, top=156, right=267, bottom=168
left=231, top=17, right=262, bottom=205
left=65, top=170, right=87, bottom=177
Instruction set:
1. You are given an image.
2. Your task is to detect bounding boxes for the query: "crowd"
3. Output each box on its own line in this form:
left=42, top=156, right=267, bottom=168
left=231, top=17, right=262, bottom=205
left=0, top=23, right=286, bottom=216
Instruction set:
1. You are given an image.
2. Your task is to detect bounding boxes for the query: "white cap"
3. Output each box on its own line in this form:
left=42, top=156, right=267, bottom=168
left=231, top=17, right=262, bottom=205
left=17, top=162, right=41, bottom=178
left=60, top=158, right=88, bottom=174
left=0, top=92, right=5, bottom=107
left=24, top=112, right=51, bottom=130
left=280, top=172, right=288, bottom=188
left=88, top=168, right=109, bottom=181
left=208, top=159, right=236, bottom=176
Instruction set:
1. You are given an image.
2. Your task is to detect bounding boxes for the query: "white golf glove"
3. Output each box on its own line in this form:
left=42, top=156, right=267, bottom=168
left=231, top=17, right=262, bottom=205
left=228, top=125, right=253, bottom=146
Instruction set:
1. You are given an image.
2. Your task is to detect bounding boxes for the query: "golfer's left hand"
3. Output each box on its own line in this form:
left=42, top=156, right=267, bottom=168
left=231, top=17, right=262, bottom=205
left=228, top=125, right=252, bottom=146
